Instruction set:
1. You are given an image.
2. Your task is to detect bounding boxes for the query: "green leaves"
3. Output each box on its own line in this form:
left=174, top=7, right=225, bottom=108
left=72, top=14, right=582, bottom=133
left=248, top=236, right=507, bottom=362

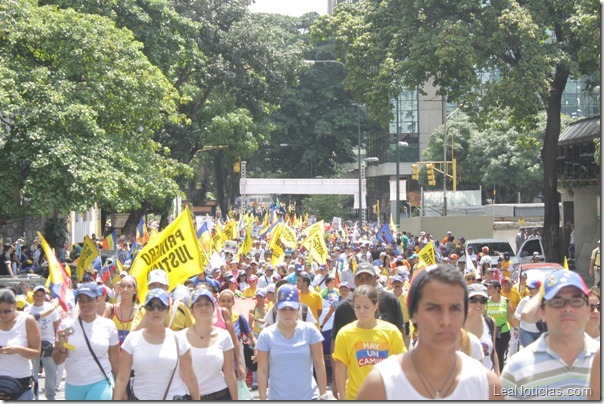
left=0, top=2, right=188, bottom=217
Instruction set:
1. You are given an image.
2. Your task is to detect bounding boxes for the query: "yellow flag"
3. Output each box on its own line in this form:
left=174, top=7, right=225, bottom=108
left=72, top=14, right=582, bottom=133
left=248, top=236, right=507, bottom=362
left=223, top=220, right=238, bottom=240
left=238, top=221, right=253, bottom=256
left=280, top=223, right=298, bottom=249
left=149, top=228, right=159, bottom=241
left=418, top=242, right=435, bottom=266
left=269, top=224, right=286, bottom=266
left=212, top=222, right=225, bottom=253
left=198, top=240, right=210, bottom=274
left=130, top=206, right=204, bottom=301
left=300, top=225, right=329, bottom=265
left=389, top=214, right=397, bottom=236
left=303, top=220, right=324, bottom=237
left=563, top=256, right=569, bottom=270
left=75, top=235, right=100, bottom=281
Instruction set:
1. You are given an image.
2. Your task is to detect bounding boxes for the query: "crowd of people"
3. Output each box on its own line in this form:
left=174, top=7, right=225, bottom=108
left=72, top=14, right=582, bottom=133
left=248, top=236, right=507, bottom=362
left=0, top=218, right=600, bottom=400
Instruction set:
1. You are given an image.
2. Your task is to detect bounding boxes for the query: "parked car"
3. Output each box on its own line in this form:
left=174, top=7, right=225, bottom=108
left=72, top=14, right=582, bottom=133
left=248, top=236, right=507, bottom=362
left=0, top=273, right=46, bottom=290
left=511, top=262, right=564, bottom=285
left=462, top=237, right=546, bottom=267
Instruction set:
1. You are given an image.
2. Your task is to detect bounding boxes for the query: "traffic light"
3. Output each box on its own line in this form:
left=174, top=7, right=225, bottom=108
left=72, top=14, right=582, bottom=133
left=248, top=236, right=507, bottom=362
left=426, top=163, right=436, bottom=186
left=411, top=164, right=419, bottom=180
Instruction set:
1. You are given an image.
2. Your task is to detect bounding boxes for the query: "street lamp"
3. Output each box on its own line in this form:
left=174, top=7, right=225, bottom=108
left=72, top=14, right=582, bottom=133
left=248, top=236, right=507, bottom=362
left=442, top=98, right=464, bottom=216
left=396, top=141, right=409, bottom=225
left=304, top=59, right=366, bottom=227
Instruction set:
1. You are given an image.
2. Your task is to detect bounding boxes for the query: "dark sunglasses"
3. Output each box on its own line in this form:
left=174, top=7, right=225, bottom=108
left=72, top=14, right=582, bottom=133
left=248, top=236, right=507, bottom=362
left=146, top=303, right=168, bottom=312
left=590, top=304, right=600, bottom=312
left=469, top=296, right=488, bottom=304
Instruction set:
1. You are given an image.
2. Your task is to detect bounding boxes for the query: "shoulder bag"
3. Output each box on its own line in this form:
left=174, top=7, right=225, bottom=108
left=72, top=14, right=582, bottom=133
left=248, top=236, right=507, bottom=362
left=78, top=317, right=112, bottom=387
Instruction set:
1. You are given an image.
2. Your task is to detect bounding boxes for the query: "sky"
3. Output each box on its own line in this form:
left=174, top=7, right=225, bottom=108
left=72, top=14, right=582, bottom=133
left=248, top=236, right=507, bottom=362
left=248, top=0, right=328, bottom=17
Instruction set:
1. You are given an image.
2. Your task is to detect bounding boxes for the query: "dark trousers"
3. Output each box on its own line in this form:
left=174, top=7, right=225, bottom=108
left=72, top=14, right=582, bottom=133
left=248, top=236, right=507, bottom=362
left=496, top=330, right=511, bottom=373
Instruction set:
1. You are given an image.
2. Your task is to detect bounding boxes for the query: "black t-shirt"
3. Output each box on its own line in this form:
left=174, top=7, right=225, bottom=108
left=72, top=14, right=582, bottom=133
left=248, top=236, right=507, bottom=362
left=0, top=252, right=11, bottom=275
left=331, top=290, right=404, bottom=343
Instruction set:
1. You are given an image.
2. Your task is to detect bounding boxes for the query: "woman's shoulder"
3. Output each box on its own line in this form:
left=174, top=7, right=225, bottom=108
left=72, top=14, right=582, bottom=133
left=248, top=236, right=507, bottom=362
left=376, top=319, right=401, bottom=332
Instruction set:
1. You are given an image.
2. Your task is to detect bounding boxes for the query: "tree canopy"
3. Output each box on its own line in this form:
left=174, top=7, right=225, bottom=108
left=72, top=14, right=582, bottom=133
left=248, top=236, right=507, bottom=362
left=311, top=0, right=600, bottom=261
left=0, top=1, right=188, bottom=219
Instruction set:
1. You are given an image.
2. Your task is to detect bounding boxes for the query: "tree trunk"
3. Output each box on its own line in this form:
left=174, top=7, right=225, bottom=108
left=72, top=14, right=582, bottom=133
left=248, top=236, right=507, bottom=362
left=214, top=154, right=227, bottom=219
left=541, top=66, right=569, bottom=263
left=122, top=209, right=145, bottom=238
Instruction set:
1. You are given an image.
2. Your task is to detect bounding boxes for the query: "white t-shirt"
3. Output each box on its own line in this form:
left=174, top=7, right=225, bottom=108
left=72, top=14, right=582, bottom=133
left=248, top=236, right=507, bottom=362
left=0, top=312, right=32, bottom=378
left=180, top=327, right=233, bottom=395
left=25, top=302, right=60, bottom=343
left=59, top=316, right=118, bottom=386
left=122, top=328, right=190, bottom=400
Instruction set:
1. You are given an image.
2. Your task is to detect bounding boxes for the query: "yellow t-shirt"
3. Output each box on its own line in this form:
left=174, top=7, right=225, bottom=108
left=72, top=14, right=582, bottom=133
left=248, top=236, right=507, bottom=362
left=131, top=300, right=194, bottom=331
left=501, top=289, right=521, bottom=312
left=396, top=294, right=409, bottom=323
left=332, top=320, right=406, bottom=400
left=242, top=286, right=257, bottom=298
left=299, top=289, right=323, bottom=323
left=512, top=283, right=529, bottom=298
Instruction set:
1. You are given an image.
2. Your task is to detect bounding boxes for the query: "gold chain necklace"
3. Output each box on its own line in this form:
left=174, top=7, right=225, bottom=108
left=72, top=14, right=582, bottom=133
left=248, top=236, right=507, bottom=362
left=411, top=349, right=458, bottom=399
left=193, top=326, right=213, bottom=340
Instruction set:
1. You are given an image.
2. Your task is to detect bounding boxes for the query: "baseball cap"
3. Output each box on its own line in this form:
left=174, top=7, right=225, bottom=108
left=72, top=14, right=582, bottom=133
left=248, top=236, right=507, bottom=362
left=467, top=283, right=488, bottom=298
left=542, top=270, right=589, bottom=301
left=191, top=289, right=215, bottom=306
left=502, top=277, right=512, bottom=284
left=33, top=285, right=46, bottom=294
left=527, top=280, right=542, bottom=290
left=339, top=282, right=352, bottom=290
left=392, top=275, right=404, bottom=284
left=276, top=284, right=300, bottom=310
left=355, top=262, right=377, bottom=277
left=248, top=275, right=258, bottom=282
left=147, top=269, right=169, bottom=286
left=299, top=271, right=312, bottom=281
left=255, top=290, right=266, bottom=298
left=15, top=295, right=27, bottom=310
left=76, top=282, right=99, bottom=298
left=450, top=254, right=459, bottom=260
left=265, top=284, right=276, bottom=294
left=145, top=288, right=170, bottom=306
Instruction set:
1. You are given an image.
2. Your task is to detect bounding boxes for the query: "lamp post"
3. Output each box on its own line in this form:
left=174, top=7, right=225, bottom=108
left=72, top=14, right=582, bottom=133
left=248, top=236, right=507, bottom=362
left=396, top=141, right=409, bottom=225
left=442, top=98, right=463, bottom=216
left=304, top=59, right=365, bottom=227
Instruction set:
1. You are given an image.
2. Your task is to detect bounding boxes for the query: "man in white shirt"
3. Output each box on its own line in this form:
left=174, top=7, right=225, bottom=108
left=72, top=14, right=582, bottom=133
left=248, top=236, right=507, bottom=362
left=25, top=285, right=60, bottom=400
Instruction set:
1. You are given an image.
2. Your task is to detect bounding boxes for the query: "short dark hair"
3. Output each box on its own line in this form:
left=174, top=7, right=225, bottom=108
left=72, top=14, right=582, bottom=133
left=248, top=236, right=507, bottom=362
left=407, top=264, right=468, bottom=326
left=352, top=284, right=379, bottom=305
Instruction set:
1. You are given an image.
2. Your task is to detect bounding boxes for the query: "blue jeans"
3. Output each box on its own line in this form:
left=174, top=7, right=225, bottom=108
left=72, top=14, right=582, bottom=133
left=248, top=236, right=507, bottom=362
left=33, top=355, right=57, bottom=400
left=519, top=328, right=541, bottom=348
left=17, top=387, right=34, bottom=400
left=66, top=378, right=113, bottom=400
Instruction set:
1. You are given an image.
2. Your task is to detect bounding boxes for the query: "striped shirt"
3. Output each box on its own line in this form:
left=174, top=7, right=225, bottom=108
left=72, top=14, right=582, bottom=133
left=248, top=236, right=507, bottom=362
left=500, top=333, right=599, bottom=400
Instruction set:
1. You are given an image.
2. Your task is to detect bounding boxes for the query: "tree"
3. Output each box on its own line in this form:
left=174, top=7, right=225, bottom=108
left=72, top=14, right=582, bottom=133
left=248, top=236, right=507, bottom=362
left=0, top=1, right=189, bottom=221
left=312, top=0, right=600, bottom=261
left=302, top=195, right=352, bottom=221
left=43, top=0, right=305, bottom=217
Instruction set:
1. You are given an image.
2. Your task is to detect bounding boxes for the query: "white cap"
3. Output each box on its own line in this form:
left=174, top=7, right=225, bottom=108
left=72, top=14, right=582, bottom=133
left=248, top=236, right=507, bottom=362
left=265, top=284, right=276, bottom=294
left=147, top=269, right=169, bottom=286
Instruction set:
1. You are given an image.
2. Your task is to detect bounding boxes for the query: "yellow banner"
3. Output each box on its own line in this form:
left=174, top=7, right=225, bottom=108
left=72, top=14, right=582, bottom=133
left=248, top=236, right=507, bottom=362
left=223, top=219, right=238, bottom=241
left=238, top=221, right=253, bottom=256
left=212, top=222, right=225, bottom=253
left=280, top=223, right=298, bottom=249
left=130, top=206, right=204, bottom=301
left=303, top=220, right=324, bottom=237
left=300, top=225, right=329, bottom=265
left=418, top=242, right=435, bottom=266
left=269, top=224, right=285, bottom=266
left=198, top=240, right=210, bottom=274
left=75, top=235, right=100, bottom=281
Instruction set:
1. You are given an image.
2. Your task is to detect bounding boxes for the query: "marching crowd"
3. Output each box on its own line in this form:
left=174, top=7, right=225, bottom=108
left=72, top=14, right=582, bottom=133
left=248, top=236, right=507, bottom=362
left=0, top=221, right=600, bottom=400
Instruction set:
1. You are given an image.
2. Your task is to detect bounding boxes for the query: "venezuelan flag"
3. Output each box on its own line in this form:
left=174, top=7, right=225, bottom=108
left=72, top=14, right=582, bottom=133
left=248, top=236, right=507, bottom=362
left=38, top=232, right=75, bottom=312
left=102, top=230, right=117, bottom=250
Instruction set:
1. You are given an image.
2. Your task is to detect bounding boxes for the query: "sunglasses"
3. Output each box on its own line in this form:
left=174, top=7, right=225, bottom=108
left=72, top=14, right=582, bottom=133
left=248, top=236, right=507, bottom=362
left=547, top=297, right=587, bottom=309
left=146, top=303, right=168, bottom=312
left=469, top=296, right=488, bottom=304
left=590, top=304, right=600, bottom=312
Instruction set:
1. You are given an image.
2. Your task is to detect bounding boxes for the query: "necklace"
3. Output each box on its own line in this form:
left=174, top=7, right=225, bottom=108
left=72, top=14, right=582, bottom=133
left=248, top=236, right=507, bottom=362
left=193, top=326, right=213, bottom=340
left=411, top=349, right=458, bottom=399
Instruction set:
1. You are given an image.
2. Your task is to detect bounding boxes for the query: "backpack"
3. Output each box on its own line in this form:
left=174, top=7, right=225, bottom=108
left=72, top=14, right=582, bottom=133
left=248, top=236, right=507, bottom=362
left=271, top=303, right=309, bottom=323
left=484, top=315, right=496, bottom=365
